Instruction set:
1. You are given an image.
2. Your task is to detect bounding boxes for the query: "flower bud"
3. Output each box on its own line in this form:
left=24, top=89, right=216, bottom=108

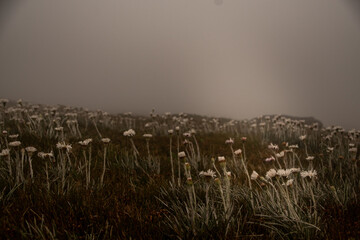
left=214, top=178, right=221, bottom=185
left=186, top=177, right=193, bottom=185
left=185, top=162, right=191, bottom=171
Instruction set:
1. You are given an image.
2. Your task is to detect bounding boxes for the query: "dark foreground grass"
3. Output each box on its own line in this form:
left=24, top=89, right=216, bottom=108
left=0, top=108, right=359, bottom=239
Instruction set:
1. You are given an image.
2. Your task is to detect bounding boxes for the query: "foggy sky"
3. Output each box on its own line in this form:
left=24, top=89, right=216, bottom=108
left=0, top=0, right=360, bottom=129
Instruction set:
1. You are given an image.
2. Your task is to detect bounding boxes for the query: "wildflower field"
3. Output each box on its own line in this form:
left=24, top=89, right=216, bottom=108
left=0, top=99, right=359, bottom=239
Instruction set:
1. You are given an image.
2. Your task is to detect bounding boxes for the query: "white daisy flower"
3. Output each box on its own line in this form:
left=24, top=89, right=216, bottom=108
left=251, top=170, right=259, bottom=180
left=9, top=141, right=21, bottom=147
left=225, top=138, right=234, bottom=144
left=265, top=169, right=277, bottom=179
left=123, top=129, right=136, bottom=137
left=299, top=135, right=307, bottom=141
left=306, top=156, right=315, bottom=161
left=199, top=169, right=216, bottom=179
left=265, top=156, right=275, bottom=162
left=0, top=149, right=10, bottom=157
left=234, top=149, right=242, bottom=155
left=218, top=156, right=226, bottom=163
left=101, top=138, right=111, bottom=144
left=178, top=151, right=186, bottom=158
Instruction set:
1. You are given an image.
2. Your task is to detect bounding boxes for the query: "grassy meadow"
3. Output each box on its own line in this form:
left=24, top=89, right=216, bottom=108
left=0, top=99, right=359, bottom=239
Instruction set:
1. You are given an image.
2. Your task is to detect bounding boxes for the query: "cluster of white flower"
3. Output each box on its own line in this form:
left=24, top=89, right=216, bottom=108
left=275, top=151, right=285, bottom=158
left=178, top=151, right=186, bottom=158
left=101, top=138, right=111, bottom=144
left=25, top=146, right=37, bottom=153
left=265, top=169, right=277, bottom=179
left=9, top=141, right=21, bottom=147
left=265, top=167, right=301, bottom=179
left=299, top=135, right=307, bottom=141
left=38, top=151, right=54, bottom=159
left=349, top=147, right=357, bottom=153
left=218, top=156, right=226, bottom=163
left=300, top=170, right=317, bottom=179
left=327, top=147, right=334, bottom=153
left=123, top=129, right=136, bottom=137
left=183, top=132, right=191, bottom=138
left=0, top=149, right=10, bottom=157
left=251, top=170, right=259, bottom=180
left=288, top=144, right=299, bottom=149
left=268, top=143, right=279, bottom=150
left=306, top=156, right=315, bottom=161
left=9, top=134, right=19, bottom=139
left=264, top=156, right=275, bottom=162
left=277, top=169, right=291, bottom=177
left=234, top=149, right=242, bottom=155
left=289, top=168, right=301, bottom=173
left=199, top=169, right=216, bottom=179
left=276, top=169, right=291, bottom=177
left=56, top=142, right=72, bottom=152
left=225, top=138, right=234, bottom=144
left=79, top=138, right=93, bottom=146
left=283, top=179, right=294, bottom=186
left=54, top=127, right=64, bottom=132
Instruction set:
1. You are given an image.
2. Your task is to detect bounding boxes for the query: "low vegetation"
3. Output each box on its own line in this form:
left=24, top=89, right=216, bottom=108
left=0, top=99, right=359, bottom=239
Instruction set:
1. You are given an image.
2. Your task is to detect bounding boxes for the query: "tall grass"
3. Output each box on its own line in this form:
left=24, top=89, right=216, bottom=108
left=0, top=100, right=358, bottom=239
